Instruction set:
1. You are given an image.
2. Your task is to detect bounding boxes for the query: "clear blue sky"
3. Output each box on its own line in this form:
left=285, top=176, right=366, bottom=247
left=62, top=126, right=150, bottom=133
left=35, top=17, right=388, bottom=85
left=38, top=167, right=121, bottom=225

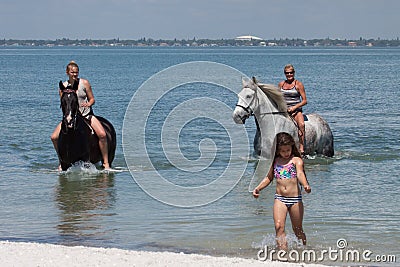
left=1, top=0, right=398, bottom=40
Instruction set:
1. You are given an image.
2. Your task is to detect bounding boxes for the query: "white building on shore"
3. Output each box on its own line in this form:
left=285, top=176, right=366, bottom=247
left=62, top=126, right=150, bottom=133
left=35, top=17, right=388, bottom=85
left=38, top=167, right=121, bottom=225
left=235, top=35, right=263, bottom=41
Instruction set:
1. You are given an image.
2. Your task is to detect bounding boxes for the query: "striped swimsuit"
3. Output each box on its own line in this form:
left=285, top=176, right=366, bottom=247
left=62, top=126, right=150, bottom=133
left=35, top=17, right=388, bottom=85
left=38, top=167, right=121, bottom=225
left=280, top=80, right=302, bottom=112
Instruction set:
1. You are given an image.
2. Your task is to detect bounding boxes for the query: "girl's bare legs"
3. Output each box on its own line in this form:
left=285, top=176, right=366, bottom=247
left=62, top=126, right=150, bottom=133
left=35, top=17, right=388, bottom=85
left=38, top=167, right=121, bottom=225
left=289, top=201, right=306, bottom=246
left=273, top=199, right=289, bottom=250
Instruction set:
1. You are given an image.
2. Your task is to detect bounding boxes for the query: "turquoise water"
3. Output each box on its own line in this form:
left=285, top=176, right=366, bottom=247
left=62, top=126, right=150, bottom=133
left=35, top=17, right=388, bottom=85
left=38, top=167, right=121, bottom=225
left=0, top=47, right=399, bottom=265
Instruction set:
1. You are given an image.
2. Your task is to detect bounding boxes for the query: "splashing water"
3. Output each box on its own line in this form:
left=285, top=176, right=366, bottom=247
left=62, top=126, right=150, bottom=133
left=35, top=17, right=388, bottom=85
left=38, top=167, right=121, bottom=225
left=252, top=232, right=305, bottom=250
left=59, top=161, right=100, bottom=179
left=60, top=161, right=127, bottom=177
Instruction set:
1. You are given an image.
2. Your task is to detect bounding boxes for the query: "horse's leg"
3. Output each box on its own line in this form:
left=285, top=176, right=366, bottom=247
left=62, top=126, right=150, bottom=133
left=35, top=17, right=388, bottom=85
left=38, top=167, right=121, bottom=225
left=60, top=161, right=70, bottom=171
left=253, top=118, right=262, bottom=157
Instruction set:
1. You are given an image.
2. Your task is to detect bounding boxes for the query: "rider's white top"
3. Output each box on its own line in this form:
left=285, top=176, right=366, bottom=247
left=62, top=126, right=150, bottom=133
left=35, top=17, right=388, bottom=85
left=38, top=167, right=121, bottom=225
left=64, top=79, right=92, bottom=118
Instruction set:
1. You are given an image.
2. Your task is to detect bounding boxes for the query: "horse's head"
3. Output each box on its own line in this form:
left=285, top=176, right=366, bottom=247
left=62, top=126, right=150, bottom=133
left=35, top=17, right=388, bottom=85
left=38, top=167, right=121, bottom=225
left=232, top=77, right=288, bottom=125
left=59, top=81, right=79, bottom=132
left=232, top=77, right=258, bottom=124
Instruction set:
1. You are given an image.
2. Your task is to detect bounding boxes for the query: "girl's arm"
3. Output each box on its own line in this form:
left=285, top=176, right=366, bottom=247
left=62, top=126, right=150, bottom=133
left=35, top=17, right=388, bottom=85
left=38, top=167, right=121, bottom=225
left=293, top=157, right=311, bottom=193
left=253, top=165, right=274, bottom=198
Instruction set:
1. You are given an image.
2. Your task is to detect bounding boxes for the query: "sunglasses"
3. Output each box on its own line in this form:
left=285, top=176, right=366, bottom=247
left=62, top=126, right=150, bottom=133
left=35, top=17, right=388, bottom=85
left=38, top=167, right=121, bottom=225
left=284, top=71, right=294, bottom=75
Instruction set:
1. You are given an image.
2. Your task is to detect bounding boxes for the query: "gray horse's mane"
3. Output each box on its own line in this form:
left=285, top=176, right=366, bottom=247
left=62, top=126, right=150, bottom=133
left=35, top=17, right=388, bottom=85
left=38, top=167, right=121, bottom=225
left=252, top=78, right=288, bottom=114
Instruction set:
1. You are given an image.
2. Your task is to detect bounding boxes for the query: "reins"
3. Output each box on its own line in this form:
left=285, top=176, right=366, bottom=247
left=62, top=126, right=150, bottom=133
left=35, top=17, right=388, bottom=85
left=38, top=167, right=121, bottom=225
left=62, top=89, right=77, bottom=94
left=258, top=111, right=287, bottom=116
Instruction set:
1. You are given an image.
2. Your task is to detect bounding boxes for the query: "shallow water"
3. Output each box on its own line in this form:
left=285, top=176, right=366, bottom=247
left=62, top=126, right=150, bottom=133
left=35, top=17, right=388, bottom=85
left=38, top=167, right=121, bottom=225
left=0, top=46, right=399, bottom=265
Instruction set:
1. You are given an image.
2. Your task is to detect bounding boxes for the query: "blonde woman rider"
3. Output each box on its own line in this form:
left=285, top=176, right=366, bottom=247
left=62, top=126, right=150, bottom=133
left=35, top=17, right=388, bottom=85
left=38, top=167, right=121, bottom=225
left=51, top=61, right=110, bottom=170
left=278, top=64, right=307, bottom=156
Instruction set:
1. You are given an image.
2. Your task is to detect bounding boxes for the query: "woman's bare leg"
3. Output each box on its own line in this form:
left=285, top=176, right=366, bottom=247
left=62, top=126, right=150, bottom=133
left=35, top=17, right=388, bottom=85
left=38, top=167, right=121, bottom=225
left=90, top=117, right=110, bottom=169
left=50, top=122, right=62, bottom=170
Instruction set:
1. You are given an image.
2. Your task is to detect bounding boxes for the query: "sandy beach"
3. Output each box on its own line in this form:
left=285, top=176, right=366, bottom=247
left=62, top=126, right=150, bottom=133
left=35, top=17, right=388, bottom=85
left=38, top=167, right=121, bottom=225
left=0, top=241, right=330, bottom=267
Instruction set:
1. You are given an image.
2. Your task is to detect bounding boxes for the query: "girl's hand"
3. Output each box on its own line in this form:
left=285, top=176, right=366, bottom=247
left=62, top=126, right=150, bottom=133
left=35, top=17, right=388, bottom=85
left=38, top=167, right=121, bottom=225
left=253, top=188, right=260, bottom=198
left=81, top=102, right=90, bottom=108
left=304, top=185, right=311, bottom=193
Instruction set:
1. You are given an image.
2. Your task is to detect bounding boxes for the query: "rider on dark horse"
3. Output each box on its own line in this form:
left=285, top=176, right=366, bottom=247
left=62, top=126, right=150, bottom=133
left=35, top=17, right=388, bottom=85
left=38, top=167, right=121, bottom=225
left=51, top=61, right=111, bottom=170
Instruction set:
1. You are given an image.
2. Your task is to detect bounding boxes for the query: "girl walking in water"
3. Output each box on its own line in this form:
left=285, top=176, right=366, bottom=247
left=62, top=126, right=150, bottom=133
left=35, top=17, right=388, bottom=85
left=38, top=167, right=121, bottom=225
left=253, top=132, right=311, bottom=250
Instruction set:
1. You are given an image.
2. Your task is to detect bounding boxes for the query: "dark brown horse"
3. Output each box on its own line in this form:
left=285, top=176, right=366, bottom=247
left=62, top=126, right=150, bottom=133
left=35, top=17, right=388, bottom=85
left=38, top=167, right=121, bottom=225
left=58, top=81, right=116, bottom=171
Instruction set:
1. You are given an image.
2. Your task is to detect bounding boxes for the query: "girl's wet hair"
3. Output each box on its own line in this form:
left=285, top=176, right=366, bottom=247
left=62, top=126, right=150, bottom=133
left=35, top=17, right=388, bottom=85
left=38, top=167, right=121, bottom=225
left=275, top=132, right=301, bottom=157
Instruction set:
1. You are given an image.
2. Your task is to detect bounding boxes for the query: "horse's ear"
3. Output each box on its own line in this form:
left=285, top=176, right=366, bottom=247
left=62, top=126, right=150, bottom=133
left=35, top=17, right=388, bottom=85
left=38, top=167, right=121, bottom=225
left=252, top=76, right=258, bottom=84
left=59, top=81, right=65, bottom=90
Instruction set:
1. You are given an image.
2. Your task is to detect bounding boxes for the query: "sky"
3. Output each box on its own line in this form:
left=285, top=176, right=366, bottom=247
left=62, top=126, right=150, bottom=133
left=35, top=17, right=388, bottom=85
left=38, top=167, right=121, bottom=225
left=1, top=0, right=399, bottom=40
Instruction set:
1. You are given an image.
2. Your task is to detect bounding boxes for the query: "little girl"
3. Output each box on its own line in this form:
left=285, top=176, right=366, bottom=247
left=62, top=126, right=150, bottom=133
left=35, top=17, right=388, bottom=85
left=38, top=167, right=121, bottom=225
left=253, top=132, right=311, bottom=250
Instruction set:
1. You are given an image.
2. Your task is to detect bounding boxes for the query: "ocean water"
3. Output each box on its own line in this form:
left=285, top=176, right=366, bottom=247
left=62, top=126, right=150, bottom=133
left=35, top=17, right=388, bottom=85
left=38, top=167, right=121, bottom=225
left=0, top=46, right=399, bottom=265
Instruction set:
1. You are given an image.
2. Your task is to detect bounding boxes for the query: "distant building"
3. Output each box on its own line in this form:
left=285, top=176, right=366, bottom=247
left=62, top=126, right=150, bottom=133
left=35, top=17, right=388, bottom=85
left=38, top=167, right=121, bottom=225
left=235, top=35, right=263, bottom=41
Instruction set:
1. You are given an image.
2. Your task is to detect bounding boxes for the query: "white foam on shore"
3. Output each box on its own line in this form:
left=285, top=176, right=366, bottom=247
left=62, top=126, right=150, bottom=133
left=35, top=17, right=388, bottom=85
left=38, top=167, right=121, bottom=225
left=0, top=241, right=329, bottom=267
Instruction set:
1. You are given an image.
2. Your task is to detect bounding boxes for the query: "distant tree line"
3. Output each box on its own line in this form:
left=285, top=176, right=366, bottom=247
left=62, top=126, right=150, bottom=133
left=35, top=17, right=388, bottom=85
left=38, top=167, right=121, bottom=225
left=1, top=37, right=400, bottom=47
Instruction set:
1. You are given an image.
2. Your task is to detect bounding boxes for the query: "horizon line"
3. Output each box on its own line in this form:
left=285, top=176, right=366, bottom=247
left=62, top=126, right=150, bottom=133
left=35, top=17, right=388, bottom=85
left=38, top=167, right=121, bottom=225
left=2, top=37, right=400, bottom=41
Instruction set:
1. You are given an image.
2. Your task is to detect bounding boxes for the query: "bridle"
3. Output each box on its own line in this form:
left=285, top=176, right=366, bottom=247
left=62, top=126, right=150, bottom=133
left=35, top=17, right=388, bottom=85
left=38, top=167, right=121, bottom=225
left=235, top=102, right=254, bottom=124
left=235, top=103, right=253, bottom=115
left=235, top=86, right=287, bottom=123
left=235, top=82, right=304, bottom=140
left=235, top=85, right=255, bottom=123
left=62, top=88, right=77, bottom=94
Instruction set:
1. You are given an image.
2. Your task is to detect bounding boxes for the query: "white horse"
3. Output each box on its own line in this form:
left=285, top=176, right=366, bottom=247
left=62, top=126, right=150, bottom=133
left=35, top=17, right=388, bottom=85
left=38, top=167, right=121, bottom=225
left=232, top=77, right=334, bottom=159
